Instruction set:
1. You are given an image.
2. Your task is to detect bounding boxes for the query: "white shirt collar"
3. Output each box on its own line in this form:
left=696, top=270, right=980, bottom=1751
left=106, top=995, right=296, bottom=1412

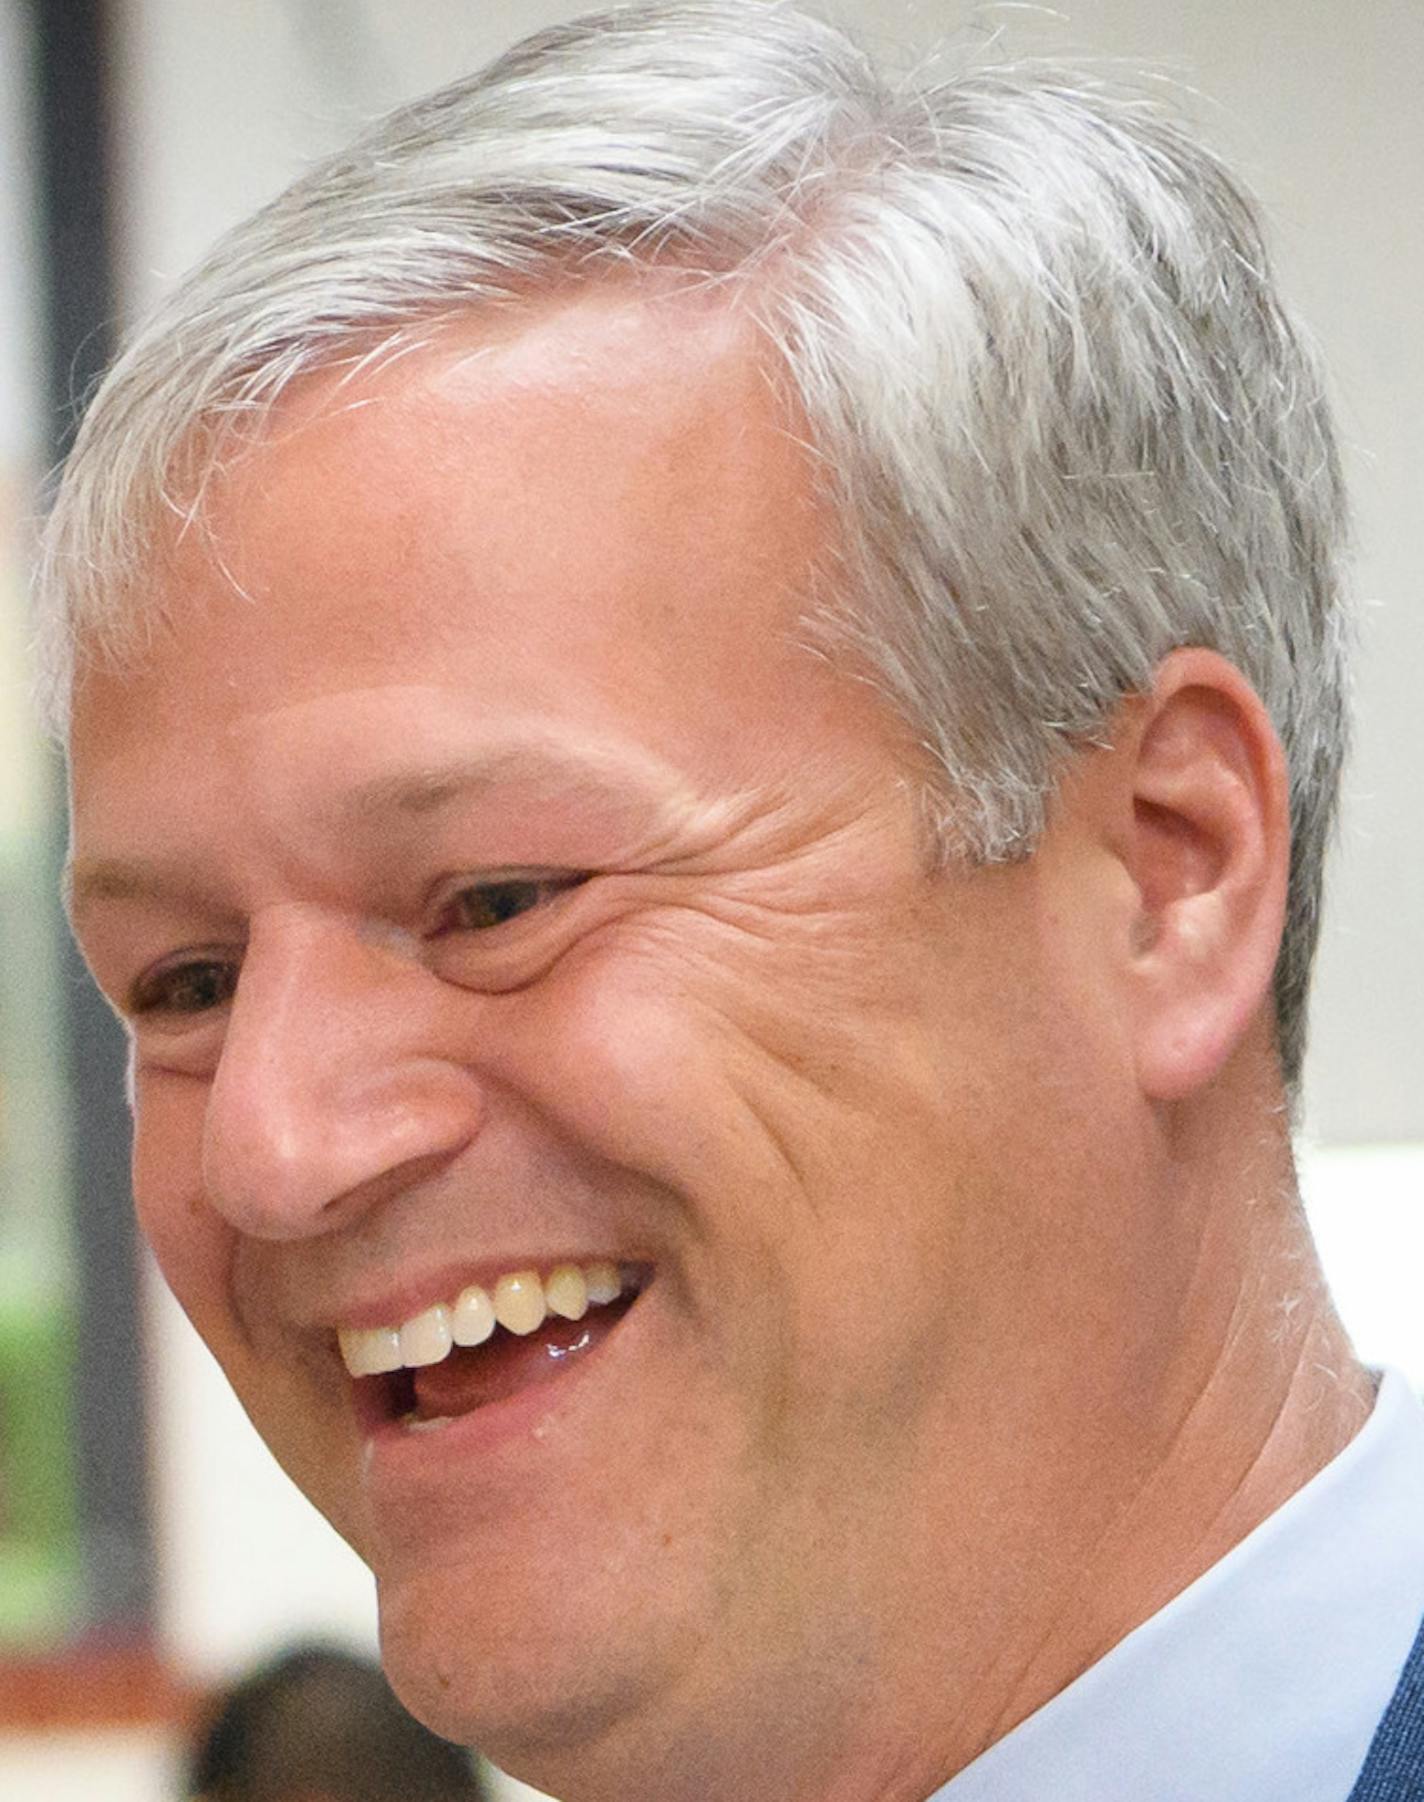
left=933, top=1369, right=1424, bottom=1802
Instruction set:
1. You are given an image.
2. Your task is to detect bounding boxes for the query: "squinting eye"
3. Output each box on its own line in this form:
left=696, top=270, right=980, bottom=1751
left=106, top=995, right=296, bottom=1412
left=131, top=958, right=239, bottom=1017
left=438, top=875, right=586, bottom=934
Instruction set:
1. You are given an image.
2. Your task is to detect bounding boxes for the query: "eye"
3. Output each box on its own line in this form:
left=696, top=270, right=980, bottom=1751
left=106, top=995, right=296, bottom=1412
left=432, top=873, right=588, bottom=935
left=130, top=956, right=239, bottom=1018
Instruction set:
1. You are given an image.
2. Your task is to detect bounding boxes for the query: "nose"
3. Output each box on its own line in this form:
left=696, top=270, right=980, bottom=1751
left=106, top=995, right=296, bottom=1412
left=202, top=908, right=483, bottom=1239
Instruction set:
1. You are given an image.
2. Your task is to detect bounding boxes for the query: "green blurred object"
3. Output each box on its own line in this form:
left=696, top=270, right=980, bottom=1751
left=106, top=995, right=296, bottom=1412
left=0, top=1287, right=81, bottom=1643
left=0, top=479, right=85, bottom=1649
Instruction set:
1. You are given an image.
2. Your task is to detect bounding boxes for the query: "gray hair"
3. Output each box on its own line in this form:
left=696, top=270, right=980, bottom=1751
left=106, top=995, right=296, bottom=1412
left=35, top=0, right=1351, bottom=1089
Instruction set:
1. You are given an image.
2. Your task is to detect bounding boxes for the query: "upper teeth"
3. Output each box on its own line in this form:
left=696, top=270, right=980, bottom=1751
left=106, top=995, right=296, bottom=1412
left=338, top=1260, right=631, bottom=1378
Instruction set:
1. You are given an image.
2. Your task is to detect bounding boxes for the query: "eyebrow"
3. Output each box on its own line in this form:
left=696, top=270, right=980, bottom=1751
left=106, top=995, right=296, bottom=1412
left=329, top=744, right=659, bottom=824
left=63, top=855, right=227, bottom=924
left=66, top=742, right=688, bottom=921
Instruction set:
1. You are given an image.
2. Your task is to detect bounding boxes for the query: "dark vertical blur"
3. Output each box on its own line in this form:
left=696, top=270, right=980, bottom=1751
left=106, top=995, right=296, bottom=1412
left=30, top=0, right=154, bottom=1636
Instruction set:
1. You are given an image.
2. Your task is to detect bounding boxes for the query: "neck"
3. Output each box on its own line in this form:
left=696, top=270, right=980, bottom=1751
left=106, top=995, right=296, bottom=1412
left=954, top=1054, right=1374, bottom=1775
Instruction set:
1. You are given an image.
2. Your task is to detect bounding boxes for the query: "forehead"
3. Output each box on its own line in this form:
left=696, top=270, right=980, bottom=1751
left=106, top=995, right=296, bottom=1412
left=69, top=284, right=897, bottom=849
left=161, top=290, right=799, bottom=686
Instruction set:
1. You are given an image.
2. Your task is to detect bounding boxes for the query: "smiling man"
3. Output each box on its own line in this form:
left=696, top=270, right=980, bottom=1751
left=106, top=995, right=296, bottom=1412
left=37, top=5, right=1424, bottom=1801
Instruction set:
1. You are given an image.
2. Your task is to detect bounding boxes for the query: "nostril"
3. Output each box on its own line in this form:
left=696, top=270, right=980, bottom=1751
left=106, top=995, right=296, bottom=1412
left=202, top=1070, right=484, bottom=1239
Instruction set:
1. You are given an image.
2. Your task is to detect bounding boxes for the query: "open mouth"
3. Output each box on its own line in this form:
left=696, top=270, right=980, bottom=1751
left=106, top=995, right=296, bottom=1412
left=339, top=1261, right=650, bottom=1431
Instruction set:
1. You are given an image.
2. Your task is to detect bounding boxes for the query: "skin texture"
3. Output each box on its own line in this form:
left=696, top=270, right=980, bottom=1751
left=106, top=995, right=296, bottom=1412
left=68, top=285, right=1372, bottom=1802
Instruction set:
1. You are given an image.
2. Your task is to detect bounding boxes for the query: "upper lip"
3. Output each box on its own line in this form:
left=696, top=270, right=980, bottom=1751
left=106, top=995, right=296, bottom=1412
left=316, top=1254, right=649, bottom=1334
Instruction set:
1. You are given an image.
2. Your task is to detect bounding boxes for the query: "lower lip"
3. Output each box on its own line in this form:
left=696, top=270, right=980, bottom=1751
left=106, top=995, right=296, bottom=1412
left=357, top=1287, right=650, bottom=1500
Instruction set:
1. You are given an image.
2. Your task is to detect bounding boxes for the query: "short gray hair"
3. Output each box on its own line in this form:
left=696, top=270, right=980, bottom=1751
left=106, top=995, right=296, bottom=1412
left=35, top=0, right=1351, bottom=1088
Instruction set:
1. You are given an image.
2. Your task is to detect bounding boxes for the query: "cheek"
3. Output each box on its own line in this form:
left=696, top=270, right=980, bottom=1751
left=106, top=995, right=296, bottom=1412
left=133, top=1072, right=366, bottom=1540
left=492, top=917, right=991, bottom=1316
left=499, top=946, right=970, bottom=1395
left=131, top=1076, right=234, bottom=1334
left=494, top=949, right=768, bottom=1201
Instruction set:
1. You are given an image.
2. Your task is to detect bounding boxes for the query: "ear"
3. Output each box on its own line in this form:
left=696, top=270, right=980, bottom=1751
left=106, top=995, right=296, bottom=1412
left=1116, top=648, right=1290, bottom=1102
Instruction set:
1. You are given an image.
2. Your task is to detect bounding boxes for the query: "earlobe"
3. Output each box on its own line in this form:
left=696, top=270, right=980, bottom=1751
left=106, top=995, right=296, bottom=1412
left=1121, top=650, right=1290, bottom=1102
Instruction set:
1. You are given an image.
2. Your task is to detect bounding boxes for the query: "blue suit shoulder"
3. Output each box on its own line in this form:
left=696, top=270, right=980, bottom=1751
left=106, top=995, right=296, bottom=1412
left=1350, top=1615, right=1424, bottom=1801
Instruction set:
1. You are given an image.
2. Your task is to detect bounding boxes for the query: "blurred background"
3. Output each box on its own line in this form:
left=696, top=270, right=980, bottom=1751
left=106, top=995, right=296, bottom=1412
left=0, top=1, right=1419, bottom=1798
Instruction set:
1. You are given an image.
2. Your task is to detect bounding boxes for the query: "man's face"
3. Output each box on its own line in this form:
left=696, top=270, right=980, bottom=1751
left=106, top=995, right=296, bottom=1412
left=69, top=288, right=1151, bottom=1787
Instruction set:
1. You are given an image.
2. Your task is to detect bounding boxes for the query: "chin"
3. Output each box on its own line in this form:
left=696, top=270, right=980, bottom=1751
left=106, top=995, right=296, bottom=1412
left=374, top=1556, right=684, bottom=1776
